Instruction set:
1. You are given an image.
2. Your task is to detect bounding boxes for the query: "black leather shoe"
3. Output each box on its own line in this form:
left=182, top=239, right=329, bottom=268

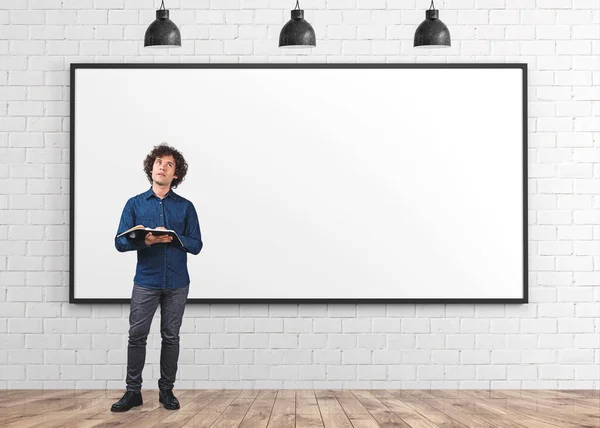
left=159, top=389, right=180, bottom=410
left=110, top=390, right=143, bottom=412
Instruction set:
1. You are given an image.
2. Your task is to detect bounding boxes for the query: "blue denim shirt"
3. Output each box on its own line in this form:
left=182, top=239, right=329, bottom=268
left=115, top=187, right=202, bottom=289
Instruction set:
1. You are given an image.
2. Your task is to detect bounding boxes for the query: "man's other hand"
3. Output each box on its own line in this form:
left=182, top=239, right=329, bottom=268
left=144, top=227, right=173, bottom=246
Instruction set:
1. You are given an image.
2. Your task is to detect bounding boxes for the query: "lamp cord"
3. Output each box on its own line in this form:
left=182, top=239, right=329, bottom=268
left=429, top=0, right=435, bottom=9
left=294, top=0, right=300, bottom=10
left=160, top=0, right=165, bottom=10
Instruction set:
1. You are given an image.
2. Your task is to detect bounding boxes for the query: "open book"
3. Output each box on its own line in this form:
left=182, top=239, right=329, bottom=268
left=116, top=225, right=183, bottom=247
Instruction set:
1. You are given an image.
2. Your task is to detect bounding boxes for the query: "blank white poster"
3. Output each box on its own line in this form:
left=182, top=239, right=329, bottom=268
left=71, top=65, right=526, bottom=301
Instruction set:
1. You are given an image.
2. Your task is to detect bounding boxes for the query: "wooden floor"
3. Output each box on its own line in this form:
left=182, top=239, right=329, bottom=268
left=0, top=389, right=598, bottom=428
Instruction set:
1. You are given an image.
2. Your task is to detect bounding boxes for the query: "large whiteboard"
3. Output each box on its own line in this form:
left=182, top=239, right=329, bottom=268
left=70, top=64, right=527, bottom=303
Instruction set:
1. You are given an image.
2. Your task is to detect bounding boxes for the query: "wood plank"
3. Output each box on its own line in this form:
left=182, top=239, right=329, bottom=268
left=147, top=390, right=224, bottom=428
left=501, top=397, right=594, bottom=428
left=386, top=391, right=468, bottom=428
left=296, top=390, right=325, bottom=428
left=210, top=397, right=256, bottom=428
left=314, top=390, right=354, bottom=428
left=557, top=390, right=600, bottom=399
left=416, top=397, right=502, bottom=428
left=2, top=398, right=115, bottom=428
left=0, top=390, right=79, bottom=409
left=266, top=390, right=295, bottom=428
left=333, top=390, right=372, bottom=420
left=349, top=420, right=382, bottom=428
left=351, top=390, right=413, bottom=428
left=442, top=398, right=537, bottom=428
left=369, top=390, right=441, bottom=428
left=182, top=390, right=243, bottom=428
left=505, top=391, right=599, bottom=420
left=238, top=390, right=278, bottom=428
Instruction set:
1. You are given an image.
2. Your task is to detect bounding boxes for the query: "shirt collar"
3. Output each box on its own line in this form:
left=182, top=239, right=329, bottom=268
left=144, top=187, right=178, bottom=200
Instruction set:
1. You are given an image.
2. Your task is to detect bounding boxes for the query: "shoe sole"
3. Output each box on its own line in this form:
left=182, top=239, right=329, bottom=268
left=159, top=396, right=180, bottom=410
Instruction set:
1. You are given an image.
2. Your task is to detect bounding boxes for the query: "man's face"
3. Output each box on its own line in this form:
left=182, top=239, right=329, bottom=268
left=152, top=155, right=178, bottom=186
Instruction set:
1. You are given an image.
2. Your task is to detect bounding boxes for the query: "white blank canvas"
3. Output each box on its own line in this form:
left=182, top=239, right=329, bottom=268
left=71, top=65, right=526, bottom=302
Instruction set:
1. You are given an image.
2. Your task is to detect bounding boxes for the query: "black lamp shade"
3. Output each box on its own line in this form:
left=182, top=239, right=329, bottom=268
left=414, top=9, right=451, bottom=48
left=279, top=9, right=316, bottom=48
left=144, top=9, right=181, bottom=48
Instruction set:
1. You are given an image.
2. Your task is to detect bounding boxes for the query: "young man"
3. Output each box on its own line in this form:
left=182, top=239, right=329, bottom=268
left=111, top=143, right=202, bottom=412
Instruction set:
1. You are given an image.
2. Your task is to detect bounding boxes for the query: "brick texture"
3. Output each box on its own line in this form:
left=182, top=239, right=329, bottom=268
left=0, top=1, right=598, bottom=390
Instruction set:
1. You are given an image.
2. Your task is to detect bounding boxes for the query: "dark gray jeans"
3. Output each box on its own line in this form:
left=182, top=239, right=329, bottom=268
left=126, top=283, right=189, bottom=392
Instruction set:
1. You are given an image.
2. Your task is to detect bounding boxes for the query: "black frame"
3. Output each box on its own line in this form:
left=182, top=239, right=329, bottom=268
left=69, top=63, right=528, bottom=304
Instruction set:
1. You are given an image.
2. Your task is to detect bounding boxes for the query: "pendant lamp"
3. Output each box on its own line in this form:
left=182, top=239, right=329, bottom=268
left=279, top=0, right=316, bottom=48
left=144, top=0, right=181, bottom=48
left=414, top=0, right=451, bottom=48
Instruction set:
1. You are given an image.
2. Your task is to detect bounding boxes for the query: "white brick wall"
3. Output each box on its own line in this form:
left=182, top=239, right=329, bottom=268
left=1, top=0, right=599, bottom=390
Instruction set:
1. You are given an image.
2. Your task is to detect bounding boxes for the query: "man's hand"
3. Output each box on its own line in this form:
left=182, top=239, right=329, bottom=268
left=144, top=226, right=173, bottom=246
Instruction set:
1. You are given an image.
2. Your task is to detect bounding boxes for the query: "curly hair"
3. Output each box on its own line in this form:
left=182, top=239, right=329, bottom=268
left=143, top=143, right=188, bottom=189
